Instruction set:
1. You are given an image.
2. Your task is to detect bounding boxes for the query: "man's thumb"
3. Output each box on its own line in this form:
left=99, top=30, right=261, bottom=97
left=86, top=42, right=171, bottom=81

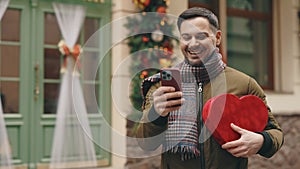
left=230, top=123, right=244, bottom=134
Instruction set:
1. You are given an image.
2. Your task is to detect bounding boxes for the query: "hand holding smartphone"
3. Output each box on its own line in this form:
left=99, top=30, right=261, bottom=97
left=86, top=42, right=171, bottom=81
left=153, top=68, right=183, bottom=115
left=160, top=68, right=182, bottom=91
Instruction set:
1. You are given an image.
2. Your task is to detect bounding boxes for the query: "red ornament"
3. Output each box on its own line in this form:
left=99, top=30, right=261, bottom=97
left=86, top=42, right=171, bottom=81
left=140, top=70, right=149, bottom=79
left=143, top=0, right=150, bottom=6
left=156, top=6, right=166, bottom=13
left=142, top=36, right=149, bottom=42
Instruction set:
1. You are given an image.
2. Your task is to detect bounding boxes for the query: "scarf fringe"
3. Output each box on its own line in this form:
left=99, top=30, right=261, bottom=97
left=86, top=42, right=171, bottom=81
left=165, top=145, right=200, bottom=161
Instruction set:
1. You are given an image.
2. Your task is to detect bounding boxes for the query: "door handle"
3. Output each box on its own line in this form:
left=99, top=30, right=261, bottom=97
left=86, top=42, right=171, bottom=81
left=34, top=63, right=40, bottom=100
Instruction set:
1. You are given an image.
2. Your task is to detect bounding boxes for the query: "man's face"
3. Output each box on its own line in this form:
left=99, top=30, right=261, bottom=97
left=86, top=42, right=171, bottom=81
left=179, top=17, right=221, bottom=66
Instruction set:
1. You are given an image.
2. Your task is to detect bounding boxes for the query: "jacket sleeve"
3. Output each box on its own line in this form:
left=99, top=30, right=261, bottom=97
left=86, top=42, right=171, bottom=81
left=248, top=78, right=284, bottom=158
left=136, top=83, right=168, bottom=151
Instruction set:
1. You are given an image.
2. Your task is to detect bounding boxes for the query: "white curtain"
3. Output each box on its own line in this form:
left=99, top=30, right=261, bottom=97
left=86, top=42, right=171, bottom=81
left=52, top=2, right=85, bottom=48
left=0, top=0, right=9, bottom=20
left=50, top=3, right=97, bottom=169
left=0, top=0, right=13, bottom=168
left=0, top=100, right=13, bottom=168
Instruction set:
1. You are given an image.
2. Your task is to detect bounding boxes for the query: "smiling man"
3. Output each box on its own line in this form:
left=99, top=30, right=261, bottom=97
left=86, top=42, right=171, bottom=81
left=136, top=7, right=283, bottom=169
left=180, top=17, right=220, bottom=66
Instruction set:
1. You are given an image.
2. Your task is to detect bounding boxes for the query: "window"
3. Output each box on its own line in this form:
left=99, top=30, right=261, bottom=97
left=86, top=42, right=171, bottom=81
left=189, top=0, right=219, bottom=14
left=189, top=0, right=274, bottom=89
left=227, top=0, right=273, bottom=89
left=0, top=9, right=21, bottom=114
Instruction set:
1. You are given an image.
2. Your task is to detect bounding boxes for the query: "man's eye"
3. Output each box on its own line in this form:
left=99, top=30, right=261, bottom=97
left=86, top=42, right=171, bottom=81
left=195, top=33, right=208, bottom=40
left=181, top=34, right=192, bottom=41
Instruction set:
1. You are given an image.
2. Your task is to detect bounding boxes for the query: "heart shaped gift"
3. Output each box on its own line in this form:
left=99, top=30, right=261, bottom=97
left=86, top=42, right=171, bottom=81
left=202, top=94, right=268, bottom=145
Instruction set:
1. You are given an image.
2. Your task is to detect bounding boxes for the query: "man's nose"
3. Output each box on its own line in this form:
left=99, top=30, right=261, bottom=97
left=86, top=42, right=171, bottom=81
left=189, top=36, right=199, bottom=46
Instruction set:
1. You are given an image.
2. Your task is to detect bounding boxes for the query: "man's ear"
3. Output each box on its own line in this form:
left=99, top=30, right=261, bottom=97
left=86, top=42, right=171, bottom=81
left=216, top=30, right=222, bottom=46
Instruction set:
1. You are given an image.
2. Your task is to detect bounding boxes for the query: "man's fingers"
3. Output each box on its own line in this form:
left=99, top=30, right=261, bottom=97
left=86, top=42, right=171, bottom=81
left=165, top=91, right=183, bottom=101
left=153, top=86, right=176, bottom=96
left=153, top=91, right=182, bottom=103
left=166, top=98, right=185, bottom=107
left=230, top=123, right=245, bottom=134
left=222, top=124, right=248, bottom=149
left=152, top=86, right=183, bottom=116
left=227, top=146, right=250, bottom=158
left=155, top=97, right=184, bottom=116
left=222, top=140, right=241, bottom=149
left=155, top=98, right=185, bottom=111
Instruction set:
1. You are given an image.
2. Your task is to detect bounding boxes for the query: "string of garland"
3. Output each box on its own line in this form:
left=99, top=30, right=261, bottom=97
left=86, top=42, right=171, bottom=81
left=125, top=0, right=177, bottom=117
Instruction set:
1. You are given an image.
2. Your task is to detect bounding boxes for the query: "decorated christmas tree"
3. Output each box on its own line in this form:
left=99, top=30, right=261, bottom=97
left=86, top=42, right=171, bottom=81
left=125, top=0, right=177, bottom=119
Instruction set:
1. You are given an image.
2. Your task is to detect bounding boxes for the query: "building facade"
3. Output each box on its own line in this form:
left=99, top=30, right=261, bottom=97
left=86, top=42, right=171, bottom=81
left=1, top=0, right=299, bottom=169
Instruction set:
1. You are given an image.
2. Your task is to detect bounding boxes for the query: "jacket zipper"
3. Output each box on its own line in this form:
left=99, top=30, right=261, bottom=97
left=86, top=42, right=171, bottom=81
left=198, top=82, right=205, bottom=169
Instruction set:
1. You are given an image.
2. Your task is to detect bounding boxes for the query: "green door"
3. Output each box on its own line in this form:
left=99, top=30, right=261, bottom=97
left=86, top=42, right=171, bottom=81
left=1, top=0, right=111, bottom=169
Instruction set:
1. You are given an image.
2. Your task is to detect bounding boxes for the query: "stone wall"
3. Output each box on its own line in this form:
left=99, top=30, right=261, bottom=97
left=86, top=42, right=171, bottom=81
left=248, top=115, right=300, bottom=169
left=126, top=114, right=300, bottom=169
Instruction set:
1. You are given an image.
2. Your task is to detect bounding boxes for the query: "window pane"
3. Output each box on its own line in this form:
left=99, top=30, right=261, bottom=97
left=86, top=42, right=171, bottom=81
left=84, top=18, right=100, bottom=43
left=227, top=16, right=269, bottom=86
left=0, top=45, right=20, bottom=77
left=82, top=51, right=100, bottom=81
left=44, top=48, right=61, bottom=79
left=227, top=0, right=272, bottom=12
left=0, top=81, right=19, bottom=114
left=44, top=83, right=59, bottom=114
left=83, top=83, right=99, bottom=114
left=1, top=9, right=20, bottom=41
left=44, top=13, right=61, bottom=44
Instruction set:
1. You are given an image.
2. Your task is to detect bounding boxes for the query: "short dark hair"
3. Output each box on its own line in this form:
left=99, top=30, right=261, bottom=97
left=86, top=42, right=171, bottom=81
left=177, top=7, right=219, bottom=32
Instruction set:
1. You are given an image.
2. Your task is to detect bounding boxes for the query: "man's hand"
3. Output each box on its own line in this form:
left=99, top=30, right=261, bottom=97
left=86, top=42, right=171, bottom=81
left=152, top=86, right=184, bottom=117
left=221, top=123, right=264, bottom=158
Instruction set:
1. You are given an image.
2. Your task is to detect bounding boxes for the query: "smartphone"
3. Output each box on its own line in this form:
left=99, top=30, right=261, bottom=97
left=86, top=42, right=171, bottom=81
left=160, top=68, right=182, bottom=91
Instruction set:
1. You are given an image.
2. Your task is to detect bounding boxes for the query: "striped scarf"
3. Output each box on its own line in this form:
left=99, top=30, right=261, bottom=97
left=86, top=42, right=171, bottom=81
left=164, top=48, right=226, bottom=160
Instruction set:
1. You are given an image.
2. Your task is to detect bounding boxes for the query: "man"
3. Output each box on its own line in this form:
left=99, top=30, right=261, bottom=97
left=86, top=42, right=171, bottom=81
left=136, top=7, right=283, bottom=169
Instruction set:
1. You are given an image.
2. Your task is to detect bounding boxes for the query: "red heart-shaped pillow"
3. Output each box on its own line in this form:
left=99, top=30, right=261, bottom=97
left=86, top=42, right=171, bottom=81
left=202, top=94, right=268, bottom=145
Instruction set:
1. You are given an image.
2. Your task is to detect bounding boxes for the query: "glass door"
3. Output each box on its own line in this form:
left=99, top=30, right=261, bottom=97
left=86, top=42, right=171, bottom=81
left=1, top=0, right=31, bottom=168
left=1, top=0, right=111, bottom=169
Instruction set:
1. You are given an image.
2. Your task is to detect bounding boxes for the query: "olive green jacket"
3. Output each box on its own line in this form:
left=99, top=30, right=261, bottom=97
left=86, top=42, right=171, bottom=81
left=136, top=67, right=284, bottom=169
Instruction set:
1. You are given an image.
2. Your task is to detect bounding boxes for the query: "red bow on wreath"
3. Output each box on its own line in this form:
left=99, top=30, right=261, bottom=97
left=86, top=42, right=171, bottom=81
left=58, top=40, right=82, bottom=74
